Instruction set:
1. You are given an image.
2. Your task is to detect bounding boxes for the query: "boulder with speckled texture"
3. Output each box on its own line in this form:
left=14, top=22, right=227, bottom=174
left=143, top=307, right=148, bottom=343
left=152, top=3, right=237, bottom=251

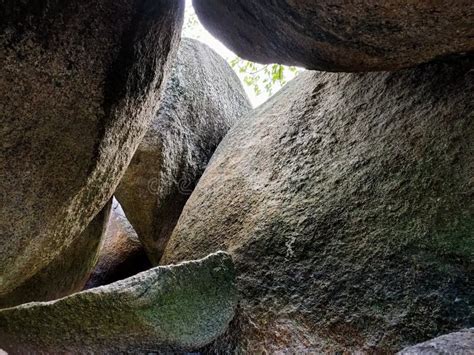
left=163, top=57, right=474, bottom=353
left=116, top=38, right=251, bottom=264
left=0, top=0, right=184, bottom=296
left=397, top=328, right=474, bottom=354
left=193, top=0, right=474, bottom=71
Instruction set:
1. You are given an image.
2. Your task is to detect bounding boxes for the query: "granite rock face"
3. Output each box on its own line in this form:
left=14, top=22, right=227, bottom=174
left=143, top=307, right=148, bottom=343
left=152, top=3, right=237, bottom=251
left=85, top=199, right=151, bottom=289
left=0, top=252, right=237, bottom=353
left=0, top=0, right=184, bottom=295
left=116, top=38, right=251, bottom=264
left=398, top=328, right=474, bottom=354
left=0, top=200, right=112, bottom=309
left=163, top=58, right=474, bottom=352
left=193, top=0, right=474, bottom=71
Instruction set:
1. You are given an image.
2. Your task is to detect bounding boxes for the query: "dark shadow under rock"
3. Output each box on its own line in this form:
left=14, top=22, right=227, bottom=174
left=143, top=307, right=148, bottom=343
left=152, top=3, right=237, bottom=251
left=85, top=198, right=152, bottom=289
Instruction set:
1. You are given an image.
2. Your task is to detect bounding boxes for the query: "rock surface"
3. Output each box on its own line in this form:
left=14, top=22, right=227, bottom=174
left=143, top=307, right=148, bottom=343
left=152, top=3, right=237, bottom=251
left=193, top=0, right=474, bottom=71
left=116, top=38, right=251, bottom=264
left=0, top=0, right=184, bottom=296
left=0, top=200, right=112, bottom=309
left=0, top=252, right=237, bottom=353
left=398, top=328, right=474, bottom=354
left=162, top=58, right=474, bottom=352
left=85, top=198, right=151, bottom=289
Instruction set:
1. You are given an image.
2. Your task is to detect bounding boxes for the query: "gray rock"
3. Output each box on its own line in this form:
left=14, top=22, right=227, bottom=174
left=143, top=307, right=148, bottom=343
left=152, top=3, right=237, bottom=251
left=116, top=38, right=251, bottom=264
left=0, top=251, right=237, bottom=353
left=0, top=200, right=111, bottom=309
left=162, top=58, right=474, bottom=352
left=398, top=328, right=474, bottom=354
left=0, top=0, right=184, bottom=296
left=84, top=198, right=151, bottom=289
left=193, top=0, right=474, bottom=71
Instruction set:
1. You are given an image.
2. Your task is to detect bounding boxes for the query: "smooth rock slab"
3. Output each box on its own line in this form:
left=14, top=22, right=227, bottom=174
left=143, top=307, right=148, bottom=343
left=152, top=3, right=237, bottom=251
left=193, top=0, right=474, bottom=71
left=163, top=57, right=474, bottom=352
left=116, top=38, right=250, bottom=264
left=0, top=0, right=184, bottom=295
left=0, top=252, right=237, bottom=353
left=398, top=328, right=474, bottom=354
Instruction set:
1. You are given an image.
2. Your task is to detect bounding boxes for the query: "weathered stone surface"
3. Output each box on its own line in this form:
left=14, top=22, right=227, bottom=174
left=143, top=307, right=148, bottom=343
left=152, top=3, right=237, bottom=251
left=163, top=58, right=474, bottom=352
left=0, top=252, right=237, bottom=353
left=0, top=200, right=111, bottom=309
left=85, top=198, right=151, bottom=289
left=0, top=0, right=184, bottom=295
left=398, top=328, right=474, bottom=354
left=116, top=38, right=250, bottom=264
left=193, top=0, right=474, bottom=71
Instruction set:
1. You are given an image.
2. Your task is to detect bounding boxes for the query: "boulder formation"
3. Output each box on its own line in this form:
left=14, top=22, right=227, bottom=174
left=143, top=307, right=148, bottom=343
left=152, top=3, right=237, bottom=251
left=193, top=0, right=474, bottom=71
left=0, top=200, right=112, bottom=309
left=398, top=328, right=474, bottom=354
left=0, top=252, right=237, bottom=353
left=162, top=58, right=474, bottom=352
left=85, top=199, right=151, bottom=289
left=116, top=38, right=251, bottom=264
left=0, top=0, right=184, bottom=296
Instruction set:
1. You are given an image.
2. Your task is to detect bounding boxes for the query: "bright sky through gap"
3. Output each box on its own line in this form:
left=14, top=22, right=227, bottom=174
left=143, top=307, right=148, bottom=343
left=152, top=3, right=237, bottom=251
left=182, top=1, right=299, bottom=107
left=183, top=3, right=234, bottom=59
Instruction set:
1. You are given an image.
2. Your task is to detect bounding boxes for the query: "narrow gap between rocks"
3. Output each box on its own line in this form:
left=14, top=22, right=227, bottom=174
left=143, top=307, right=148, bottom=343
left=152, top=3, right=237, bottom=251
left=183, top=0, right=302, bottom=108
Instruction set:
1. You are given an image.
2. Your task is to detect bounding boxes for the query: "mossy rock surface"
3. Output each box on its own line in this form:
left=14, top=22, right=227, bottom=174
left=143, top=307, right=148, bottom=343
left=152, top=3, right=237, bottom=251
left=0, top=252, right=237, bottom=353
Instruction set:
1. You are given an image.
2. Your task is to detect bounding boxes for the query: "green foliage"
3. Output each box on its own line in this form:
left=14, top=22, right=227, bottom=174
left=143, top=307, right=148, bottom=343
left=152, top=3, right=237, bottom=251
left=183, top=3, right=300, bottom=99
left=229, top=57, right=299, bottom=96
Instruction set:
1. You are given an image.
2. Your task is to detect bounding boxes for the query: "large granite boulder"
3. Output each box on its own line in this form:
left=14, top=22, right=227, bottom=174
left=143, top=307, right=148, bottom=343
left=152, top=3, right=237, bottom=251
left=116, top=38, right=251, bottom=264
left=162, top=58, right=474, bottom=352
left=0, top=200, right=112, bottom=309
left=0, top=252, right=237, bottom=353
left=0, top=0, right=184, bottom=296
left=398, top=328, right=474, bottom=354
left=193, top=0, right=474, bottom=71
left=85, top=198, right=151, bottom=289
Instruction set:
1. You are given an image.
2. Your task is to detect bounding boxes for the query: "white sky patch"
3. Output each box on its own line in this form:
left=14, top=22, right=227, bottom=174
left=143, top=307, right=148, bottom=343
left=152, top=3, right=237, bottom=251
left=182, top=1, right=299, bottom=107
left=183, top=2, right=234, bottom=59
